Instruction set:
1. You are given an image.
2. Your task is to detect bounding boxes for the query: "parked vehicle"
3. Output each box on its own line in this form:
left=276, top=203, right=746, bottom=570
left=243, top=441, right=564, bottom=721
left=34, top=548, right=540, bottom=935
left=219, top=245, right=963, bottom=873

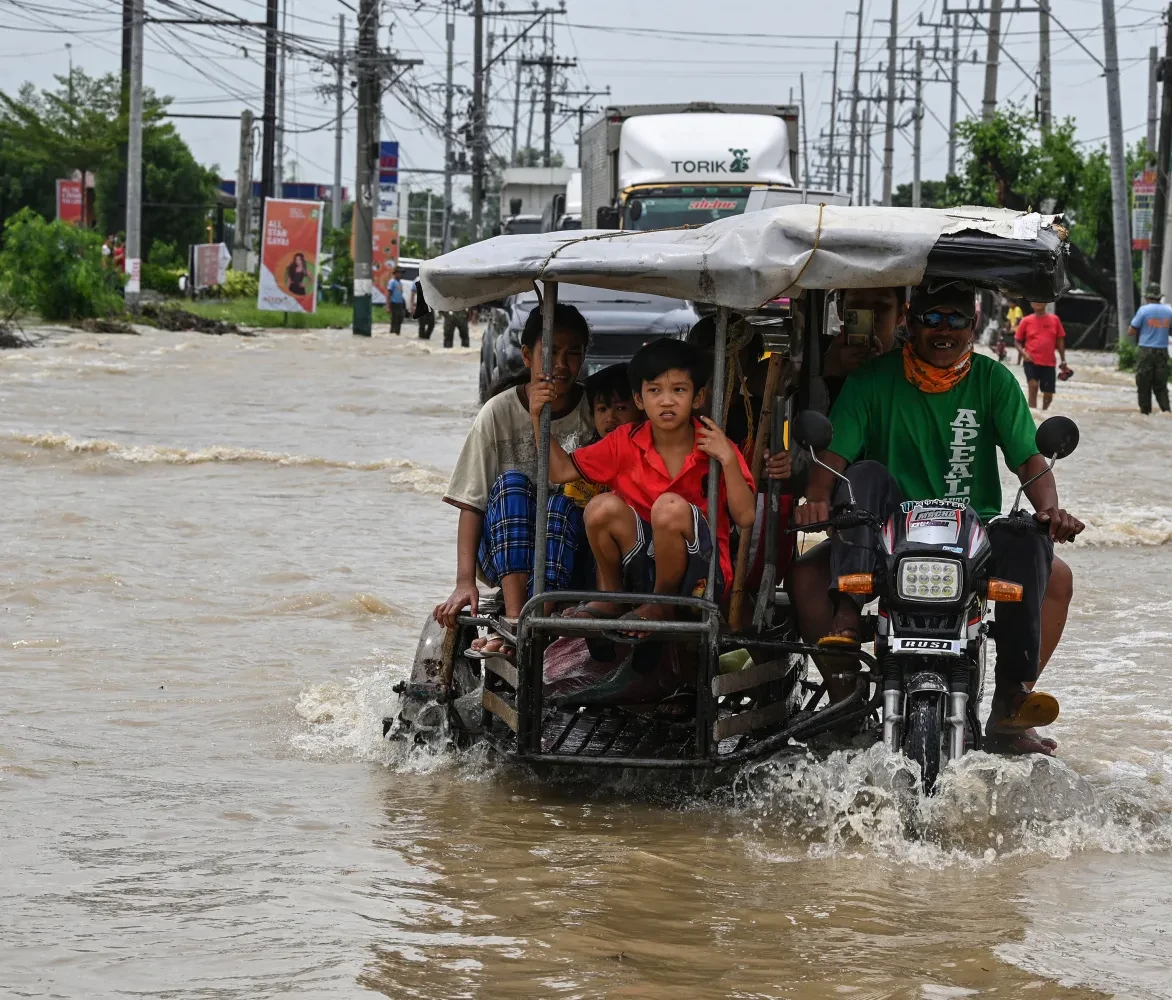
left=395, top=204, right=1070, bottom=780
left=541, top=171, right=582, bottom=232
left=477, top=283, right=699, bottom=401
left=580, top=102, right=850, bottom=230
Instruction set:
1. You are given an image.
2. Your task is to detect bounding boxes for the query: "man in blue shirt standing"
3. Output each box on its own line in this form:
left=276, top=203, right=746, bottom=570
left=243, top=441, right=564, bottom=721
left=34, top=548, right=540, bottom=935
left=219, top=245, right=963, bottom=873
left=387, top=267, right=406, bottom=336
left=1128, top=283, right=1172, bottom=414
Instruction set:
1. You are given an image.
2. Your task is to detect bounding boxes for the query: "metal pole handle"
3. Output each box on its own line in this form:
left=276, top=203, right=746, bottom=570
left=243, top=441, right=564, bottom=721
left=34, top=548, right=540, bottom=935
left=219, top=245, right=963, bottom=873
left=531, top=281, right=558, bottom=597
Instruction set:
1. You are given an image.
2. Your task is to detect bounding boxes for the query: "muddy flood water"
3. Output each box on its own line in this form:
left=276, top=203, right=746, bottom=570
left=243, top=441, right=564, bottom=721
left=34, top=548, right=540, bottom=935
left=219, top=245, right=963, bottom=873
left=2, top=323, right=1172, bottom=999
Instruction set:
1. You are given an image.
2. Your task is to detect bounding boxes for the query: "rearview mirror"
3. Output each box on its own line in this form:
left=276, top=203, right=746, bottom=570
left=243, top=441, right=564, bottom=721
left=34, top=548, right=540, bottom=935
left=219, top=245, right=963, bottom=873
left=1035, top=415, right=1079, bottom=460
left=596, top=206, right=620, bottom=229
left=793, top=410, right=833, bottom=452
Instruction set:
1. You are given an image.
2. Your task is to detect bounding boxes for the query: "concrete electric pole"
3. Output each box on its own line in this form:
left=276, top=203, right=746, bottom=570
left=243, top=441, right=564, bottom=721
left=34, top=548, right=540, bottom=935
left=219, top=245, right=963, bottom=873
left=124, top=0, right=143, bottom=312
left=442, top=7, right=454, bottom=252
left=471, top=0, right=485, bottom=240
left=233, top=110, right=254, bottom=271
left=948, top=17, right=960, bottom=174
left=981, top=0, right=1002, bottom=121
left=882, top=0, right=898, bottom=206
left=828, top=41, right=839, bottom=190
left=913, top=40, right=923, bottom=208
left=332, top=14, right=345, bottom=230
left=1102, top=0, right=1135, bottom=342
left=1038, top=0, right=1052, bottom=134
left=846, top=0, right=863, bottom=199
left=1151, top=4, right=1172, bottom=289
left=261, top=0, right=278, bottom=202
left=352, top=0, right=378, bottom=336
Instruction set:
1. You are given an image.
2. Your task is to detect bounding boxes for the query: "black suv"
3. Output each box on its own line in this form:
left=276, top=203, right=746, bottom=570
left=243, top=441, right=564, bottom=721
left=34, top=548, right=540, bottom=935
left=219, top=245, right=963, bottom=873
left=478, top=284, right=699, bottom=401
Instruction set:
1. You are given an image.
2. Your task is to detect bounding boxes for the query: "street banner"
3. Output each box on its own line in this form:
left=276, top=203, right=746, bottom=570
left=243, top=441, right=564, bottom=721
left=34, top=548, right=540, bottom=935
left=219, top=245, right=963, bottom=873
left=371, top=218, right=400, bottom=306
left=56, top=178, right=83, bottom=226
left=193, top=243, right=231, bottom=290
left=257, top=198, right=323, bottom=313
left=1132, top=168, right=1157, bottom=251
left=378, top=141, right=398, bottom=184
left=377, top=183, right=399, bottom=219
left=124, top=257, right=141, bottom=296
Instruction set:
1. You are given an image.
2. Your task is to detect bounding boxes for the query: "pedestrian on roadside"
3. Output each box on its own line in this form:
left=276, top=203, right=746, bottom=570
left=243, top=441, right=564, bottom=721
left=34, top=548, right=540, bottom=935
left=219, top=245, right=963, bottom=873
left=387, top=267, right=406, bottom=335
left=1006, top=300, right=1024, bottom=364
left=410, top=278, right=434, bottom=340
left=1015, top=301, right=1067, bottom=410
left=1128, top=283, right=1172, bottom=415
left=443, top=308, right=469, bottom=349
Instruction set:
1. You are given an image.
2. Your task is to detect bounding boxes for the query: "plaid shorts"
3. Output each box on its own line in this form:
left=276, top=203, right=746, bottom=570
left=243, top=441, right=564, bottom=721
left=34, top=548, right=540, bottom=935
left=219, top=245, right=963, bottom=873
left=621, top=500, right=722, bottom=600
left=478, top=471, right=590, bottom=595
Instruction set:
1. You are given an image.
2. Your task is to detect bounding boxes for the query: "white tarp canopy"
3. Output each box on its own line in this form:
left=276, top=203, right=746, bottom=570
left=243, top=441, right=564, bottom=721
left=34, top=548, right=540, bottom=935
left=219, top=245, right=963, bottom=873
left=419, top=204, right=1060, bottom=312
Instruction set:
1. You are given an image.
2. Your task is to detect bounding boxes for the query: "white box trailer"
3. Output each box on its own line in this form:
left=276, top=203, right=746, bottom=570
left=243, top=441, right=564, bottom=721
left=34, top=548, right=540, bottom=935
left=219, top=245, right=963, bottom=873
left=580, top=103, right=848, bottom=230
left=499, top=166, right=572, bottom=234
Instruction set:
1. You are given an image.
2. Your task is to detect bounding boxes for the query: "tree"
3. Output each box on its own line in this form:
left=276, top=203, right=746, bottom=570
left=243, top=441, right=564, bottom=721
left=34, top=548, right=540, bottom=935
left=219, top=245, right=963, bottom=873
left=892, top=178, right=965, bottom=209
left=0, top=70, right=218, bottom=258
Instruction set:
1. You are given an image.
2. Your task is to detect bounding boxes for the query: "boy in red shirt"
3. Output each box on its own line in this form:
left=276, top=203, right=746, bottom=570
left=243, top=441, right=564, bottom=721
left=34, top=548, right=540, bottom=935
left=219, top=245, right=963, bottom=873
left=530, top=338, right=756, bottom=630
left=1015, top=301, right=1067, bottom=410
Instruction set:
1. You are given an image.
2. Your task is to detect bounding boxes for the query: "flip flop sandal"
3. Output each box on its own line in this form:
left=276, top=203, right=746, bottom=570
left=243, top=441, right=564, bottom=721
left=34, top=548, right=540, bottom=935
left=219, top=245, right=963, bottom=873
left=558, top=603, right=620, bottom=662
left=601, top=611, right=661, bottom=646
left=464, top=638, right=515, bottom=662
left=993, top=691, right=1060, bottom=732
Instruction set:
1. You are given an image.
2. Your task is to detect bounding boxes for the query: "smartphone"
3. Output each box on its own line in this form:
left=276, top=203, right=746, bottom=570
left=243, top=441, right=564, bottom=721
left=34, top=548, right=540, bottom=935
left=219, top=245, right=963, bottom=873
left=842, top=308, right=874, bottom=348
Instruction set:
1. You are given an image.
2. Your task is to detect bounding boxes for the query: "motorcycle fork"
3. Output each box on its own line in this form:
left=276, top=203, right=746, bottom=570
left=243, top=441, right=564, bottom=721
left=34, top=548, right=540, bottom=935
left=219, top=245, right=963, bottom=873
left=882, top=659, right=903, bottom=751
left=947, top=663, right=971, bottom=761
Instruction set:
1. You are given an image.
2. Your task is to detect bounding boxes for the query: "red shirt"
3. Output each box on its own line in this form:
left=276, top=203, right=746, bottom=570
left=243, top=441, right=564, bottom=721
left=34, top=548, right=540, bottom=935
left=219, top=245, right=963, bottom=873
left=571, top=419, right=754, bottom=590
left=1015, top=312, right=1065, bottom=367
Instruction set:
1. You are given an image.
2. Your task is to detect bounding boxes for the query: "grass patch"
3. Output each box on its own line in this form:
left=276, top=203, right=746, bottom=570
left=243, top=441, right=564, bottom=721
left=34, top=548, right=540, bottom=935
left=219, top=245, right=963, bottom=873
left=179, top=299, right=355, bottom=330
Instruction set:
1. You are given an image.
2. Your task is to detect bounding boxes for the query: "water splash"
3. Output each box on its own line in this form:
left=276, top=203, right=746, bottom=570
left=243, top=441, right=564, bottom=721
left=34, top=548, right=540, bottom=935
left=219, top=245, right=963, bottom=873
left=5, top=431, right=448, bottom=494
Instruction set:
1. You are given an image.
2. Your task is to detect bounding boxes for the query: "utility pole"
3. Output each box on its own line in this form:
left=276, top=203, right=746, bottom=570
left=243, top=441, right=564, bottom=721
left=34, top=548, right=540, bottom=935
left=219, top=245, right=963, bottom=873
left=948, top=16, right=960, bottom=174
left=117, top=0, right=132, bottom=236
left=1038, top=0, right=1052, bottom=134
left=981, top=0, right=1002, bottom=121
left=442, top=6, right=454, bottom=251
left=1150, top=46, right=1161, bottom=157
left=261, top=0, right=278, bottom=202
left=828, top=41, right=839, bottom=189
left=511, top=53, right=524, bottom=164
left=276, top=0, right=287, bottom=192
left=352, top=0, right=378, bottom=336
left=799, top=73, right=810, bottom=187
left=1102, top=0, right=1135, bottom=343
left=332, top=14, right=345, bottom=230
left=233, top=111, right=255, bottom=271
left=470, top=0, right=485, bottom=241
left=913, top=41, right=923, bottom=208
left=522, top=53, right=577, bottom=169
left=1152, top=4, right=1172, bottom=289
left=863, top=103, right=872, bottom=206
left=124, top=0, right=143, bottom=311
left=846, top=0, right=863, bottom=199
left=882, top=0, right=898, bottom=205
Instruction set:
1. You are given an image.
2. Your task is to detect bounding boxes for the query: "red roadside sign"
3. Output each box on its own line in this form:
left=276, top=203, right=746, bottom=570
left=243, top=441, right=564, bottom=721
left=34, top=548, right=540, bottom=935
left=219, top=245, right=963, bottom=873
left=56, top=179, right=83, bottom=226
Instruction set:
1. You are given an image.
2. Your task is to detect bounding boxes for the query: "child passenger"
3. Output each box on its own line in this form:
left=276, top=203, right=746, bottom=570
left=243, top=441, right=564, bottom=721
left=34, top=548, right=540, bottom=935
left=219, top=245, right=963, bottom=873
left=529, top=338, right=757, bottom=630
left=433, top=303, right=595, bottom=656
left=563, top=363, right=639, bottom=508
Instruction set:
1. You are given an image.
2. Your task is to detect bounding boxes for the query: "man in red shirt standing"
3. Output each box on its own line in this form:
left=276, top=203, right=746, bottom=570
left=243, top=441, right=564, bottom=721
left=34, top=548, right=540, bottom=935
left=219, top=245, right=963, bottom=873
left=1014, top=301, right=1067, bottom=410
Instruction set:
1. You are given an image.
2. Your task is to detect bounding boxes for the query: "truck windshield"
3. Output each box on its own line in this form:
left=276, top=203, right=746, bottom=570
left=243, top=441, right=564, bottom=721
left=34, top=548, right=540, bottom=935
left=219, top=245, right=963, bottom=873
left=624, top=192, right=749, bottom=230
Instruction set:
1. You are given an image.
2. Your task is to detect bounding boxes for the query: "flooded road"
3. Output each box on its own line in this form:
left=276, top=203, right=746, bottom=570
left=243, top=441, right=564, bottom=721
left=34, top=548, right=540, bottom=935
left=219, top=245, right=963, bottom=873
left=2, top=325, right=1170, bottom=999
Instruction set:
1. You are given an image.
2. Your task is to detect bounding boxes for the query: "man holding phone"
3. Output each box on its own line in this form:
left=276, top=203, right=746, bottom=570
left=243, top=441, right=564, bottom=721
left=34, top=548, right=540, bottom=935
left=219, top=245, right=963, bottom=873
left=824, top=286, right=908, bottom=405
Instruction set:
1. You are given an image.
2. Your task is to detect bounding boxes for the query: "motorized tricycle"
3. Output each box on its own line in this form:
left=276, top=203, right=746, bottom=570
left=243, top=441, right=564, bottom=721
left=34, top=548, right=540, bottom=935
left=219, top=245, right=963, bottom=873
left=387, top=204, right=1071, bottom=782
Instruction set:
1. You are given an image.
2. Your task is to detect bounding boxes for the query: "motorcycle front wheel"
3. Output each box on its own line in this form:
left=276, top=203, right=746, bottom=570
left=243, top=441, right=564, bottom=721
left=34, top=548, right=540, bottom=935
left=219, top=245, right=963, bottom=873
left=903, top=693, right=947, bottom=794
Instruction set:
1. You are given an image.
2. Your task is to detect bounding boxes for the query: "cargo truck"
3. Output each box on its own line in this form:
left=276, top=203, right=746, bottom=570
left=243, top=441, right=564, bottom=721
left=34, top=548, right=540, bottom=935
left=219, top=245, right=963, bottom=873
left=580, top=102, right=849, bottom=230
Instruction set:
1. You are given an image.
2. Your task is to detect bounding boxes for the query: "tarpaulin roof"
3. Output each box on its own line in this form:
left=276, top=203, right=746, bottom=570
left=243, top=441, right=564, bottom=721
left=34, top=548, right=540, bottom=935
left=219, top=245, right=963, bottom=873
left=419, top=204, right=1067, bottom=312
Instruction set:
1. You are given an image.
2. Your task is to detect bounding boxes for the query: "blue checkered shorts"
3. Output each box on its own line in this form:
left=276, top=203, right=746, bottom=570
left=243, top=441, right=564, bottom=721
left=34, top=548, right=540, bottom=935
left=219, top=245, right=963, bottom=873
left=478, top=471, right=590, bottom=595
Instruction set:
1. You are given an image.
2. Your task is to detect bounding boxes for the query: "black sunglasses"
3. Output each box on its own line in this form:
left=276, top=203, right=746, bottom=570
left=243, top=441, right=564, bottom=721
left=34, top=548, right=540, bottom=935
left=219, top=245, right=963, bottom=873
left=916, top=310, right=972, bottom=331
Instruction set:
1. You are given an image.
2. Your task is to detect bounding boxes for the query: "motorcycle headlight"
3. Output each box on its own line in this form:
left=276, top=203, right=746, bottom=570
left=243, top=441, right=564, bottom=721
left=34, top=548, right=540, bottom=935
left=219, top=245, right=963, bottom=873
left=897, top=558, right=961, bottom=601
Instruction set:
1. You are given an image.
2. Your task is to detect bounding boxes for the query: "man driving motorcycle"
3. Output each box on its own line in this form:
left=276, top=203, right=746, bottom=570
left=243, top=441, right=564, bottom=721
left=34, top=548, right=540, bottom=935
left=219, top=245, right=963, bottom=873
left=794, top=279, right=1084, bottom=755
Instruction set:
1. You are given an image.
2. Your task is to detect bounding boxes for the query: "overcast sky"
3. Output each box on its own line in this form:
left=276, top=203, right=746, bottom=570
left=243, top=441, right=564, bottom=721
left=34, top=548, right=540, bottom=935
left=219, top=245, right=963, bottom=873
left=4, top=0, right=1167, bottom=226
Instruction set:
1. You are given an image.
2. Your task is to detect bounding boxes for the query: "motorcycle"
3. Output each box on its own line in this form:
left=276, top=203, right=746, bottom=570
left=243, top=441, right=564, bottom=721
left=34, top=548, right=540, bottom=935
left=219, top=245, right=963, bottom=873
left=791, top=411, right=1079, bottom=792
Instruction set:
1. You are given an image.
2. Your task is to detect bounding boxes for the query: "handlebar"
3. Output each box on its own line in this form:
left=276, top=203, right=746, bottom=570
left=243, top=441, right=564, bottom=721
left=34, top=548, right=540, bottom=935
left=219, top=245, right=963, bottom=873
left=787, top=509, right=881, bottom=534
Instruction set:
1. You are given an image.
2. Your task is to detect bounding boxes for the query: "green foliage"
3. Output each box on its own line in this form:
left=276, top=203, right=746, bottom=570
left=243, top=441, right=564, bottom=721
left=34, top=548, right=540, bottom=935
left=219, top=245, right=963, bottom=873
left=147, top=239, right=182, bottom=268
left=1117, top=337, right=1138, bottom=372
left=0, top=69, right=218, bottom=259
left=891, top=177, right=966, bottom=209
left=182, top=298, right=353, bottom=330
left=222, top=268, right=258, bottom=300
left=321, top=222, right=353, bottom=304
left=140, top=262, right=183, bottom=295
left=0, top=207, right=122, bottom=319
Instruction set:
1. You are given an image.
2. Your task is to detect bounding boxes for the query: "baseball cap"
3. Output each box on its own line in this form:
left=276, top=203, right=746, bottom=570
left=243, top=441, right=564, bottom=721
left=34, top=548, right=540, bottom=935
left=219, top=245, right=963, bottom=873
left=1145, top=282, right=1162, bottom=298
left=909, top=278, right=977, bottom=319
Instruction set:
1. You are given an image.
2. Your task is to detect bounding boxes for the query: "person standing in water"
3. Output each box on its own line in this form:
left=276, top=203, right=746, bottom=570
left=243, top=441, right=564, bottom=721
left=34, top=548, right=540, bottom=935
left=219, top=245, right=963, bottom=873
left=1015, top=301, right=1067, bottom=410
left=387, top=268, right=406, bottom=336
left=1128, top=284, right=1172, bottom=415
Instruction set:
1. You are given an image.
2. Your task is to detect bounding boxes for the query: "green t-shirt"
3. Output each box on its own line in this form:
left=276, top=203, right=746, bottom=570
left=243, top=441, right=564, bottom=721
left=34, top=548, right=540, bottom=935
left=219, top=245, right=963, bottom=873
left=827, top=351, right=1038, bottom=520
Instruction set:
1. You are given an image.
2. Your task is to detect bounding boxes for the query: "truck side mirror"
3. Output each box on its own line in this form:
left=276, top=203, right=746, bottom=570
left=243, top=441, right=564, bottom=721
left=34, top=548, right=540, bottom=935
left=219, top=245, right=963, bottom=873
left=596, top=206, right=620, bottom=230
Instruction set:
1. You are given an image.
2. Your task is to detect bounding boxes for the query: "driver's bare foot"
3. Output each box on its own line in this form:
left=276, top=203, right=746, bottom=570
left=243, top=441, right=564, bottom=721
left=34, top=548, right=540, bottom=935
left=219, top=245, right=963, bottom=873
left=622, top=601, right=674, bottom=639
left=562, top=601, right=622, bottom=619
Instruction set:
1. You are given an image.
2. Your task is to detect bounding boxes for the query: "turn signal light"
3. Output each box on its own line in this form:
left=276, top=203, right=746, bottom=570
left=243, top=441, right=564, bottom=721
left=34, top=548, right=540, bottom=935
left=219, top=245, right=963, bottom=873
left=986, top=578, right=1023, bottom=602
left=838, top=573, right=874, bottom=595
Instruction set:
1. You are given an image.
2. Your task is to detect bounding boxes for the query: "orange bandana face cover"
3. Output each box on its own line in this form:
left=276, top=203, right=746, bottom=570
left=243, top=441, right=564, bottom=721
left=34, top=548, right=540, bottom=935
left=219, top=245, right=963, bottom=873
left=902, top=341, right=972, bottom=393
